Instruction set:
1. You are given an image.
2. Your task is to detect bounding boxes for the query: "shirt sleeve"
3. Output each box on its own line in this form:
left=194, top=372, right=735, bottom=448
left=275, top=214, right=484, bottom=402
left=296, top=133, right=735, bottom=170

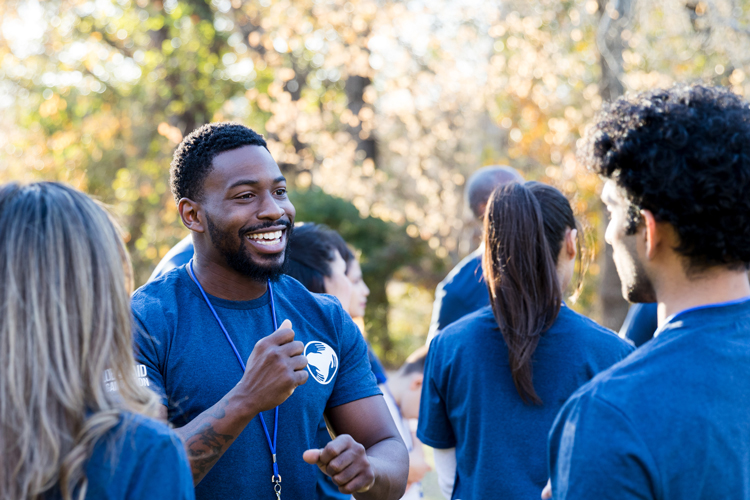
left=132, top=309, right=168, bottom=406
left=548, top=392, right=658, bottom=500
left=327, top=305, right=382, bottom=408
left=416, top=339, right=456, bottom=449
left=126, top=429, right=195, bottom=500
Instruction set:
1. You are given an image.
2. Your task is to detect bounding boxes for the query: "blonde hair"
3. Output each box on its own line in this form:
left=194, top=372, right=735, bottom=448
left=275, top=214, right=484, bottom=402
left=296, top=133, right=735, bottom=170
left=0, top=183, right=160, bottom=500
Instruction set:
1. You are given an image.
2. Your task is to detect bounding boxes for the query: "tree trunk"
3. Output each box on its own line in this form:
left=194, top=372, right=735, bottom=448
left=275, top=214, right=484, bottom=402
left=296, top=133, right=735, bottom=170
left=596, top=0, right=632, bottom=330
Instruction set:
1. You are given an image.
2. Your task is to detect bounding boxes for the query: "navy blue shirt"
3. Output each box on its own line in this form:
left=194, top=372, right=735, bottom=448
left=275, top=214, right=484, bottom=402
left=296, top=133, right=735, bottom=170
left=148, top=235, right=194, bottom=282
left=548, top=297, right=750, bottom=500
left=63, top=413, right=194, bottom=500
left=427, top=247, right=488, bottom=340
left=418, top=305, right=633, bottom=500
left=132, top=268, right=381, bottom=500
left=619, top=302, right=658, bottom=347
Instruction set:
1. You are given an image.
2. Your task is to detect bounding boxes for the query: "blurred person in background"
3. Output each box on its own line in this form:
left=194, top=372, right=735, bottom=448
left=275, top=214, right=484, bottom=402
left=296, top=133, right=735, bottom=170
left=545, top=85, right=750, bottom=500
left=419, top=182, right=633, bottom=499
left=286, top=223, right=429, bottom=500
left=381, top=347, right=432, bottom=500
left=619, top=302, right=658, bottom=347
left=0, top=182, right=194, bottom=500
left=426, top=165, right=524, bottom=342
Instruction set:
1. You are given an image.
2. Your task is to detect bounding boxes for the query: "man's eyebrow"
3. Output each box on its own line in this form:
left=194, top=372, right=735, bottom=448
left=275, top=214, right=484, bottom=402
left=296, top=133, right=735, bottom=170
left=228, top=179, right=259, bottom=190
left=227, top=176, right=286, bottom=190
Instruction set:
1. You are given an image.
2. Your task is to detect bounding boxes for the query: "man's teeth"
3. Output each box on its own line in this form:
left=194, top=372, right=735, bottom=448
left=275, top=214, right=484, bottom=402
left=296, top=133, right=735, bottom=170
left=247, top=230, right=283, bottom=245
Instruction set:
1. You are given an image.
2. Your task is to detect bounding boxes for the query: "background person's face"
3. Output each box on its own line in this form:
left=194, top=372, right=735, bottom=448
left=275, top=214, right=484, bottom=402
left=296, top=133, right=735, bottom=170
left=602, top=180, right=656, bottom=303
left=200, top=145, right=295, bottom=281
left=346, top=258, right=370, bottom=319
left=323, top=251, right=354, bottom=312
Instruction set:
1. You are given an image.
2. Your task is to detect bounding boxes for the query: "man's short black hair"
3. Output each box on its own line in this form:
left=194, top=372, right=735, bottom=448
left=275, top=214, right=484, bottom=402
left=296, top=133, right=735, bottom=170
left=580, top=84, right=750, bottom=272
left=399, top=345, right=428, bottom=377
left=170, top=122, right=268, bottom=203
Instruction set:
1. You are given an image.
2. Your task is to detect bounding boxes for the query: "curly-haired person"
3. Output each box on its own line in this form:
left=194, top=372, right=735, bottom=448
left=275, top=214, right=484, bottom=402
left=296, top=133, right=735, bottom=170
left=544, top=84, right=750, bottom=500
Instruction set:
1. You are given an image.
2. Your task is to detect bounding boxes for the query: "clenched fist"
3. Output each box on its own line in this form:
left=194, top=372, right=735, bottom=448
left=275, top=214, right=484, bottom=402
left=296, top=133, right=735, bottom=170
left=303, top=434, right=375, bottom=494
left=237, top=319, right=308, bottom=415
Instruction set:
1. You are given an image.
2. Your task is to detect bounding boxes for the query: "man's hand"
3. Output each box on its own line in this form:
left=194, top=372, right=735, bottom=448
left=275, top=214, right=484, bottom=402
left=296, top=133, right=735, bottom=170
left=542, top=479, right=552, bottom=499
left=175, top=319, right=309, bottom=485
left=236, top=319, right=308, bottom=415
left=303, top=435, right=376, bottom=494
left=407, top=453, right=430, bottom=487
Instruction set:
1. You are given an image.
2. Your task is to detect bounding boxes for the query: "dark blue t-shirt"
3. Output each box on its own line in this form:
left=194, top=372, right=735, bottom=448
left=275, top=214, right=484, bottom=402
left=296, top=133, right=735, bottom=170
left=619, top=302, right=658, bottom=347
left=148, top=235, right=194, bottom=282
left=427, top=247, right=488, bottom=340
left=64, top=412, right=194, bottom=500
left=548, top=296, right=750, bottom=500
left=132, top=268, right=382, bottom=500
left=418, top=305, right=633, bottom=500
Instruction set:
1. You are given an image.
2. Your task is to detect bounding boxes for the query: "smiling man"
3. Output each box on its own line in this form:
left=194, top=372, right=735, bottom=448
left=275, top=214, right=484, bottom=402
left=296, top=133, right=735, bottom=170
left=132, top=123, right=407, bottom=500
left=545, top=85, right=750, bottom=499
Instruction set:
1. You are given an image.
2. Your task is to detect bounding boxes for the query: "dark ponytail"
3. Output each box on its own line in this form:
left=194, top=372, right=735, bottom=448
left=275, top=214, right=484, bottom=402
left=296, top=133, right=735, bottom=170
left=483, top=181, right=578, bottom=405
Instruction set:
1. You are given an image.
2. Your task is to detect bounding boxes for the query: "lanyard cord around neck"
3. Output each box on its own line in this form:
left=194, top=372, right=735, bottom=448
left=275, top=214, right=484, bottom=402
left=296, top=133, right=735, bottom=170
left=187, top=260, right=281, bottom=484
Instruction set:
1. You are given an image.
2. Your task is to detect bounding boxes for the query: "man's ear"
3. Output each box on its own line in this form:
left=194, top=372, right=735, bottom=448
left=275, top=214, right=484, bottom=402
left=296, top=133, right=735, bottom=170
left=641, top=209, right=659, bottom=260
left=410, top=374, right=424, bottom=392
left=178, top=198, right=205, bottom=233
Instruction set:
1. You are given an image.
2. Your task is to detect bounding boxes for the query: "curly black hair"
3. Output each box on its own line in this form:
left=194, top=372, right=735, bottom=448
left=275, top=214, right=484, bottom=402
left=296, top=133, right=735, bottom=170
left=579, top=84, right=750, bottom=272
left=170, top=122, right=268, bottom=203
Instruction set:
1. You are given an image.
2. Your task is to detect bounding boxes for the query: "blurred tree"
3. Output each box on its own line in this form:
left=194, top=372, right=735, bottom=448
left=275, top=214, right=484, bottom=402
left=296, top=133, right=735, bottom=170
left=290, top=186, right=442, bottom=361
left=1, top=0, right=749, bottom=362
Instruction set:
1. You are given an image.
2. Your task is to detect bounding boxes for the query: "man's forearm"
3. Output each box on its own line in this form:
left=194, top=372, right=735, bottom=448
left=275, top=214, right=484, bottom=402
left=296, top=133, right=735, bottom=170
left=355, top=436, right=409, bottom=500
left=174, top=388, right=257, bottom=485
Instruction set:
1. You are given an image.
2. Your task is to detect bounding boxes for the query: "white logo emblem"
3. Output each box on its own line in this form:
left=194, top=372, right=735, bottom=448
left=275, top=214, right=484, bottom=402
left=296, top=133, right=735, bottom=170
left=304, top=341, right=338, bottom=385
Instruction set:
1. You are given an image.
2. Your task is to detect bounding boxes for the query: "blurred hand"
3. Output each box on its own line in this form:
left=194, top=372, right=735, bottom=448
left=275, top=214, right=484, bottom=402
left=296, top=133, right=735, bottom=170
left=303, top=434, right=375, bottom=494
left=407, top=452, right=431, bottom=487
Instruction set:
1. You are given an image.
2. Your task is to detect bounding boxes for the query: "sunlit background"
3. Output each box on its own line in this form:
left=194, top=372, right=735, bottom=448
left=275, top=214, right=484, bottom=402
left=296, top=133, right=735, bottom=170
left=2, top=0, right=748, bottom=363
left=2, top=0, right=748, bottom=496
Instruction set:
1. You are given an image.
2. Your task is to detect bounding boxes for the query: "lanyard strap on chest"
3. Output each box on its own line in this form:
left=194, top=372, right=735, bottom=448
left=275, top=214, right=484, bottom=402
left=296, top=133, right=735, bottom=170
left=187, top=260, right=282, bottom=483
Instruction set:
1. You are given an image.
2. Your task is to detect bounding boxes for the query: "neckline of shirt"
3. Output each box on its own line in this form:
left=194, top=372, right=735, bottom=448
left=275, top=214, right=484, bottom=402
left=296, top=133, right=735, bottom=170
left=179, top=265, right=273, bottom=310
left=656, top=294, right=750, bottom=337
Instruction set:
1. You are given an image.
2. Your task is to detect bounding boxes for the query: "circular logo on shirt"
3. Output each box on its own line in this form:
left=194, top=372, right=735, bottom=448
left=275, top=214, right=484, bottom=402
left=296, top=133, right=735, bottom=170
left=304, top=341, right=338, bottom=385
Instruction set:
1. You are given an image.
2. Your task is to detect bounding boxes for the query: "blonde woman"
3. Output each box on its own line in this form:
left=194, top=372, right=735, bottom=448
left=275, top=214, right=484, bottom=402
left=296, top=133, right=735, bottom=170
left=0, top=182, right=194, bottom=500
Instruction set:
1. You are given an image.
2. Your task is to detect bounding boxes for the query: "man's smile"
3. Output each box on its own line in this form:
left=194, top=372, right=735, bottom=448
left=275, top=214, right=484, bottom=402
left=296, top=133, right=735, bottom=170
left=244, top=226, right=287, bottom=254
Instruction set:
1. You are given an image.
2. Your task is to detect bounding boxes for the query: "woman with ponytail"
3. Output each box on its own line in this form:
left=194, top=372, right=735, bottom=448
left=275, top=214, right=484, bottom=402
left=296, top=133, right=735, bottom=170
left=0, top=182, right=194, bottom=500
left=417, top=181, right=634, bottom=499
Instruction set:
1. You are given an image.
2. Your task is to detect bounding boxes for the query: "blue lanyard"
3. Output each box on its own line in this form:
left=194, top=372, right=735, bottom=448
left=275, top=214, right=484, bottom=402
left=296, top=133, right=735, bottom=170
left=187, top=260, right=282, bottom=490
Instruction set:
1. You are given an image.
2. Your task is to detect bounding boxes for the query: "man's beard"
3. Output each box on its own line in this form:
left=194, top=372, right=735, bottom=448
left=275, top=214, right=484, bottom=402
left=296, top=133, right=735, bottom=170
left=617, top=239, right=657, bottom=303
left=205, top=213, right=292, bottom=283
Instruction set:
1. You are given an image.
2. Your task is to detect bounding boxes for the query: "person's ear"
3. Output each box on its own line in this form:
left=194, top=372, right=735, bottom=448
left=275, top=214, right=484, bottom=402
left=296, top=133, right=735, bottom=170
left=410, top=374, right=424, bottom=392
left=179, top=198, right=205, bottom=233
left=565, top=228, right=577, bottom=260
left=641, top=209, right=659, bottom=260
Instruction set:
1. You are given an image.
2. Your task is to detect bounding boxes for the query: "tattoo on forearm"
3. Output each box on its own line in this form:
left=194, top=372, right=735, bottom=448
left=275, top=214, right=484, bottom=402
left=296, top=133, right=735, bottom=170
left=186, top=421, right=235, bottom=482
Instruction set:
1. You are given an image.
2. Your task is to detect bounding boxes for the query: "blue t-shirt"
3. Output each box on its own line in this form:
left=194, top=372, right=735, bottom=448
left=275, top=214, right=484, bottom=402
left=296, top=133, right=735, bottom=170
left=619, top=302, right=658, bottom=347
left=548, top=296, right=750, bottom=500
left=148, top=235, right=194, bottom=282
left=132, top=268, right=382, bottom=500
left=418, top=305, right=633, bottom=500
left=58, top=412, right=194, bottom=500
left=427, top=247, right=488, bottom=341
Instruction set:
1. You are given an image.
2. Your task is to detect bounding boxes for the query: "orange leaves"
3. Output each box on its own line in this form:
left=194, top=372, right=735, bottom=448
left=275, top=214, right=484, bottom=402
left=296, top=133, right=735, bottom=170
left=157, top=122, right=183, bottom=145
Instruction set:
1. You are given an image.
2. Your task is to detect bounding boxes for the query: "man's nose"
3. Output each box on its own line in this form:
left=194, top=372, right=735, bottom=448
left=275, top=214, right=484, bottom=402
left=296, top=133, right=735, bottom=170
left=257, top=193, right=285, bottom=220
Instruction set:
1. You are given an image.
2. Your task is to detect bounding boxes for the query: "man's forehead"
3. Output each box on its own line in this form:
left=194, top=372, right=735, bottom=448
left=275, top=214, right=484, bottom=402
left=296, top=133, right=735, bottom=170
left=209, top=145, right=281, bottom=183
